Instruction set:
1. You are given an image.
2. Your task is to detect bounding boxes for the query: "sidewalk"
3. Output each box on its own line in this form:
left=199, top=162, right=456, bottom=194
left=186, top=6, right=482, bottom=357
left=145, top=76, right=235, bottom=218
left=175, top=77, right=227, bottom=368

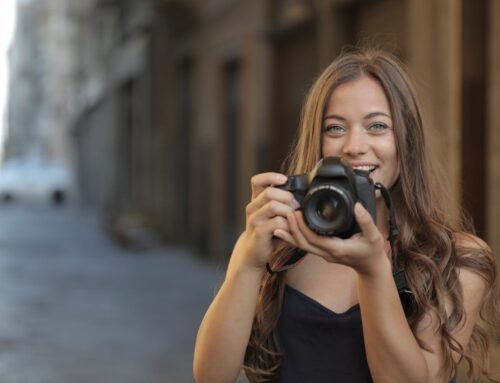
left=0, top=205, right=224, bottom=383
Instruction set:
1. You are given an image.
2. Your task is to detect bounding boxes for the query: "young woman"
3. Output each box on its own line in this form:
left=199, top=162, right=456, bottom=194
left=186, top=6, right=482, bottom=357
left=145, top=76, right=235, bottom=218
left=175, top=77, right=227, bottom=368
left=193, top=49, right=500, bottom=383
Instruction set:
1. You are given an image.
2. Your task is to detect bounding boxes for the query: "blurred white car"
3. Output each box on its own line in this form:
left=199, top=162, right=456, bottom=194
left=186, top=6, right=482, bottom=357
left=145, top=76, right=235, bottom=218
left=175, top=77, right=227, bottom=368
left=0, top=157, right=72, bottom=205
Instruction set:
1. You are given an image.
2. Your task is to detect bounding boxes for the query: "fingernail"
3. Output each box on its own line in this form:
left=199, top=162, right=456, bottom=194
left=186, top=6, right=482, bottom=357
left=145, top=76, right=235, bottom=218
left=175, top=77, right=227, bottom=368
left=292, top=199, right=300, bottom=209
left=355, top=202, right=365, bottom=215
left=277, top=174, right=288, bottom=183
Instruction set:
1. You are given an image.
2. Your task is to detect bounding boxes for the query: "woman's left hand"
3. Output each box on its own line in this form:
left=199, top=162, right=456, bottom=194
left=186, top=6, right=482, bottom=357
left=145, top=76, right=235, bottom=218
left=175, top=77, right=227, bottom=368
left=273, top=202, right=391, bottom=276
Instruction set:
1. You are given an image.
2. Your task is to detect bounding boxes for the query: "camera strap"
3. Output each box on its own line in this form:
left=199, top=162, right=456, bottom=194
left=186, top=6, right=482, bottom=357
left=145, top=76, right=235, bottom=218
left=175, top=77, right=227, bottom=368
left=374, top=183, right=410, bottom=294
left=374, top=183, right=397, bottom=258
left=266, top=248, right=307, bottom=274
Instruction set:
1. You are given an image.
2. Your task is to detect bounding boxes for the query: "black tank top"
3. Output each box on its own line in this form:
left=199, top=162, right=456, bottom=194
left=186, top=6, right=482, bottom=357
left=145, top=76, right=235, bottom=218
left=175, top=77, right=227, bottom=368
left=276, top=284, right=456, bottom=383
left=277, top=284, right=371, bottom=382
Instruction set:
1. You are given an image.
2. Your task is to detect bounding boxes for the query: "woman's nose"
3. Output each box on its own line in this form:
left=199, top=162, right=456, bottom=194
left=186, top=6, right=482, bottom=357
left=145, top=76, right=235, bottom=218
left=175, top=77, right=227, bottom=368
left=342, top=128, right=368, bottom=156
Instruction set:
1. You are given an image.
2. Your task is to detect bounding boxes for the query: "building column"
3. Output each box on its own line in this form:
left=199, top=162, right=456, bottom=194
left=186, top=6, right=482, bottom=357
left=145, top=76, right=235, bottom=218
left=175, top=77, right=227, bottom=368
left=487, top=0, right=500, bottom=262
left=406, top=0, right=462, bottom=216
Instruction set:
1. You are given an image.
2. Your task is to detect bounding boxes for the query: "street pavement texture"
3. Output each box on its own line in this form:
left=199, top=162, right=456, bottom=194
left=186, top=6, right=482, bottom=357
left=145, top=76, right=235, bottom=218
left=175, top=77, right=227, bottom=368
left=0, top=205, right=224, bottom=383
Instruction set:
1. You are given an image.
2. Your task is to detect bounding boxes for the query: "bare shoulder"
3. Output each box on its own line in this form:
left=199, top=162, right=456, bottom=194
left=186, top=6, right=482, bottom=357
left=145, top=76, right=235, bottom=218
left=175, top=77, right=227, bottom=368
left=457, top=268, right=488, bottom=302
left=453, top=232, right=494, bottom=301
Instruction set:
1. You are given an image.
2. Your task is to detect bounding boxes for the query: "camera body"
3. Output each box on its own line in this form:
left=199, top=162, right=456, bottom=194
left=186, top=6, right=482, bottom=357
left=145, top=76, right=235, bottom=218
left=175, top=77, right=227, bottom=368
left=277, top=156, right=376, bottom=238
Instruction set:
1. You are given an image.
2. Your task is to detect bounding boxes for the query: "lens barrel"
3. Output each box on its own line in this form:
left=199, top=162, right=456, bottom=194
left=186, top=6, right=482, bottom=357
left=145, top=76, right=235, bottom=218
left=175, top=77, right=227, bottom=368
left=302, top=184, right=354, bottom=236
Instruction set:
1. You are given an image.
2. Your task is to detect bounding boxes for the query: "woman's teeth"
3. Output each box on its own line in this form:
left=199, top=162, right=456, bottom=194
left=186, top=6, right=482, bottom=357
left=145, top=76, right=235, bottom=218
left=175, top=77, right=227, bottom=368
left=353, top=165, right=377, bottom=173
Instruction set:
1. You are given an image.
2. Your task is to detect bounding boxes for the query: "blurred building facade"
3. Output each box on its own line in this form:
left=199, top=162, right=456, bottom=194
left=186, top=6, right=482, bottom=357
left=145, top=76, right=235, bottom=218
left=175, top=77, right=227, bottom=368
left=6, top=0, right=81, bottom=167
left=5, top=0, right=500, bottom=269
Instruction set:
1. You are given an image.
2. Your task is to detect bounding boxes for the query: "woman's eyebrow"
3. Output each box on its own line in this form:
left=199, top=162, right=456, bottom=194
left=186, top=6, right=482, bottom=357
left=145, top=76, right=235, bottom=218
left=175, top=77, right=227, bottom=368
left=363, top=111, right=391, bottom=119
left=323, top=114, right=346, bottom=121
left=323, top=112, right=392, bottom=122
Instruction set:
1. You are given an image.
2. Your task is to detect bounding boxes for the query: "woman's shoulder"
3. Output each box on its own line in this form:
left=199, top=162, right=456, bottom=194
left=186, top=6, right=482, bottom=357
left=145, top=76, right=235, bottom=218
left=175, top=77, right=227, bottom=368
left=451, top=231, right=495, bottom=295
left=452, top=231, right=490, bottom=251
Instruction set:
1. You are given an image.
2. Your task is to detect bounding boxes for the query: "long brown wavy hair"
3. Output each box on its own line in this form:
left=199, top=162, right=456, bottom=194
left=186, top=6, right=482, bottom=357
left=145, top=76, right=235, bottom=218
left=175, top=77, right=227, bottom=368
left=243, top=49, right=500, bottom=382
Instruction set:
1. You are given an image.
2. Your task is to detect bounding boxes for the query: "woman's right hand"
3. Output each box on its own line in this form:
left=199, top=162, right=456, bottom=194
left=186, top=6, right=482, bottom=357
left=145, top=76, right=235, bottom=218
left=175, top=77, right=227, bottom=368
left=231, top=172, right=300, bottom=272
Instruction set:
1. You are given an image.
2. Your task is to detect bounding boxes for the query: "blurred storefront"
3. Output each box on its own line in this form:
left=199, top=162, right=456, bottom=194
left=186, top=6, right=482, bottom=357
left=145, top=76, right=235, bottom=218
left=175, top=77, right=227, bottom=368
left=6, top=0, right=500, bottom=269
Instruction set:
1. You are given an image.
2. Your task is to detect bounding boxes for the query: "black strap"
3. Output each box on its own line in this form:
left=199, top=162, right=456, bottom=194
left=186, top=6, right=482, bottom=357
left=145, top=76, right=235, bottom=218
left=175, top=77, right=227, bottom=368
left=374, top=183, right=410, bottom=294
left=374, top=183, right=399, bottom=270
left=376, top=185, right=414, bottom=317
left=266, top=249, right=307, bottom=274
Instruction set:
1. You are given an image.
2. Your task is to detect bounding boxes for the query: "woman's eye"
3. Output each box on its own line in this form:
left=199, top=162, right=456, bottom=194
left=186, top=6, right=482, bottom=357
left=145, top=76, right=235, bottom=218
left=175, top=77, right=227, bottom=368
left=323, top=125, right=346, bottom=135
left=368, top=123, right=390, bottom=133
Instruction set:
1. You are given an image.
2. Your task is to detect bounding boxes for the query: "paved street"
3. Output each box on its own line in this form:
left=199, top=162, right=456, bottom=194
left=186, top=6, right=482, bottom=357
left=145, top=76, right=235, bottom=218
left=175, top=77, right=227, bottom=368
left=0, top=205, right=223, bottom=383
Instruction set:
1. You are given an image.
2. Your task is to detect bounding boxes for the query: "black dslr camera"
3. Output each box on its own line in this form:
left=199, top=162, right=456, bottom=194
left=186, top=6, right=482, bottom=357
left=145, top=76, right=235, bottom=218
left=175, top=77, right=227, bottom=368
left=277, top=156, right=376, bottom=238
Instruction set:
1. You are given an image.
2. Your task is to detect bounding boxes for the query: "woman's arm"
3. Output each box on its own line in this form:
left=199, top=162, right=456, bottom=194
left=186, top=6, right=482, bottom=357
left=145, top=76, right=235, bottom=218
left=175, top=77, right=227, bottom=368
left=356, top=262, right=430, bottom=382
left=358, top=231, right=490, bottom=383
left=357, top=257, right=487, bottom=383
left=193, top=173, right=298, bottom=383
left=193, top=242, right=265, bottom=383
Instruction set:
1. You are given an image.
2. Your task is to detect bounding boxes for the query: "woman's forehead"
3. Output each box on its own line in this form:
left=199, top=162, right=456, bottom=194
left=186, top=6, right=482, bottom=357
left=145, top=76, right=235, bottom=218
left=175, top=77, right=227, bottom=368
left=326, top=76, right=391, bottom=117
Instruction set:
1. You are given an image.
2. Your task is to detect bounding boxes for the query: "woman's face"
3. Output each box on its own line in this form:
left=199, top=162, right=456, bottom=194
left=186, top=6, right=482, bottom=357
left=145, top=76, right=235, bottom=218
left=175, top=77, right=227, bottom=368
left=322, top=75, right=400, bottom=190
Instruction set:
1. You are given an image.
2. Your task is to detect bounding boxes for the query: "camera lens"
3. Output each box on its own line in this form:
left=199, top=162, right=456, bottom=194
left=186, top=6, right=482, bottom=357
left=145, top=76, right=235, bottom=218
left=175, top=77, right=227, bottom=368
left=303, top=185, right=353, bottom=236
left=316, top=196, right=340, bottom=222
